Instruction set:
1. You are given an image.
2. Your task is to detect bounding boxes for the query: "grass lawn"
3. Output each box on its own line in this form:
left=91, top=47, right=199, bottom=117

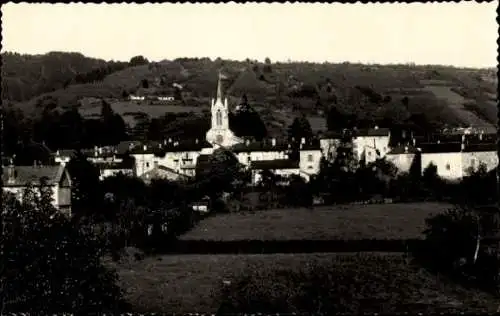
left=180, top=202, right=453, bottom=241
left=106, top=252, right=499, bottom=313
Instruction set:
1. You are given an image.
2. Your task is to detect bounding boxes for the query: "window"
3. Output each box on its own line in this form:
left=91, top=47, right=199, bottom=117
left=146, top=162, right=150, bottom=168
left=216, top=110, right=223, bottom=126
left=247, top=156, right=251, bottom=163
left=445, top=163, right=451, bottom=171
left=307, top=154, right=313, bottom=162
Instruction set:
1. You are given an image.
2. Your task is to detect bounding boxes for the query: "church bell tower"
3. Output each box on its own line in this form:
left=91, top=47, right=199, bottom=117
left=205, top=72, right=241, bottom=148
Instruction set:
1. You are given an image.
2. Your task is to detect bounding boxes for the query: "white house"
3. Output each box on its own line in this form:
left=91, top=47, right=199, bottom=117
left=386, top=145, right=420, bottom=174
left=298, top=139, right=322, bottom=181
left=419, top=141, right=497, bottom=181
left=352, top=127, right=391, bottom=164
left=2, top=163, right=72, bottom=216
left=250, top=159, right=302, bottom=185
left=318, top=131, right=343, bottom=161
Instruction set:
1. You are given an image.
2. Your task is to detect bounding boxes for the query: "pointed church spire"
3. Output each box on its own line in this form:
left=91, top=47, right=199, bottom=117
left=216, top=71, right=223, bottom=102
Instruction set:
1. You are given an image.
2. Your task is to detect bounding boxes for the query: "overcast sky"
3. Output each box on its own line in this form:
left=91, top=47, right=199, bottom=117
left=1, top=2, right=497, bottom=68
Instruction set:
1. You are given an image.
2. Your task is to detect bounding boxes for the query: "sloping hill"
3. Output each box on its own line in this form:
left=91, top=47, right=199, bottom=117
left=1, top=51, right=110, bottom=102
left=4, top=53, right=496, bottom=133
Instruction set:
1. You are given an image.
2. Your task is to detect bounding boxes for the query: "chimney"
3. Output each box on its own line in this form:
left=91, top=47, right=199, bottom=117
left=7, top=160, right=16, bottom=184
left=301, top=137, right=306, bottom=145
left=272, top=138, right=276, bottom=147
left=33, top=160, right=37, bottom=167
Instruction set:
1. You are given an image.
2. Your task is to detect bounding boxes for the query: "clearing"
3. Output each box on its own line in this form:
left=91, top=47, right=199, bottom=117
left=422, top=81, right=493, bottom=128
left=179, top=202, right=453, bottom=241
left=107, top=252, right=499, bottom=313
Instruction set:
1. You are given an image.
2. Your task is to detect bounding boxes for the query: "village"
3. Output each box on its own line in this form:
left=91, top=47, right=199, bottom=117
left=2, top=72, right=497, bottom=215
left=2, top=2, right=499, bottom=313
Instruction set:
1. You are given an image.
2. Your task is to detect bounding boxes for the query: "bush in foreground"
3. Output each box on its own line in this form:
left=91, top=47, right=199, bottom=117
left=0, top=184, right=128, bottom=313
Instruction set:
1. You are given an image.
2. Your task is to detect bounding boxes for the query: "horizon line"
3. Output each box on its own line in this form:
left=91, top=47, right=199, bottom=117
left=2, top=50, right=496, bottom=71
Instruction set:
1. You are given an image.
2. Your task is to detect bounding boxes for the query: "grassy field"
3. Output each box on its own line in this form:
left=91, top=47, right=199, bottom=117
left=179, top=202, right=452, bottom=241
left=78, top=100, right=205, bottom=118
left=106, top=252, right=499, bottom=313
left=422, top=83, right=493, bottom=127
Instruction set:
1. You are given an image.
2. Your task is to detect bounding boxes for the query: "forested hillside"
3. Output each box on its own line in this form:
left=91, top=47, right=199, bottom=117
left=2, top=52, right=497, bottom=140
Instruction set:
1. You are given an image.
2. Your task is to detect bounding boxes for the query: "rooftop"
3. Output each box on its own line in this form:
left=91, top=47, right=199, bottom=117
left=353, top=127, right=390, bottom=137
left=251, top=159, right=300, bottom=170
left=2, top=165, right=65, bottom=187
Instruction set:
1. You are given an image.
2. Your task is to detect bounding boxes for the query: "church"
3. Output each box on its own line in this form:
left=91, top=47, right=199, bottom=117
left=74, top=72, right=325, bottom=184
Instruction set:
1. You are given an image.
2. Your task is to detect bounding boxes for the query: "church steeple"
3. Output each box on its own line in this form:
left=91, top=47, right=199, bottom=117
left=216, top=71, right=223, bottom=103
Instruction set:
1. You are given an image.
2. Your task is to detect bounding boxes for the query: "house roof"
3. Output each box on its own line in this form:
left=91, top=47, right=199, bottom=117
left=53, top=149, right=77, bottom=158
left=387, top=145, right=420, bottom=155
left=231, top=139, right=290, bottom=153
left=354, top=127, right=390, bottom=137
left=141, top=165, right=190, bottom=181
left=419, top=142, right=463, bottom=154
left=161, top=139, right=212, bottom=152
left=250, top=159, right=300, bottom=170
left=2, top=165, right=66, bottom=187
left=128, top=139, right=212, bottom=155
left=96, top=160, right=135, bottom=170
left=462, top=142, right=497, bottom=153
left=318, top=130, right=343, bottom=140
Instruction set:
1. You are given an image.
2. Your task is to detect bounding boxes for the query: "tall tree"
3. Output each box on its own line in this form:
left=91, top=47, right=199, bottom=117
left=1, top=184, right=127, bottom=313
left=288, top=115, right=313, bottom=141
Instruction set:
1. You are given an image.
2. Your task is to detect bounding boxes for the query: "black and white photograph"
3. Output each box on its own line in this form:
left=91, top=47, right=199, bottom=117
left=0, top=2, right=498, bottom=314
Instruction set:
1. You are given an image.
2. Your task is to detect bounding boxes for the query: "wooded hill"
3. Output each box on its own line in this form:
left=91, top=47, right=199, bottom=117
left=2, top=52, right=497, bottom=136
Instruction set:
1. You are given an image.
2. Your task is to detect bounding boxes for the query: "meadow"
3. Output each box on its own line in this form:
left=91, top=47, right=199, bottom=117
left=107, top=252, right=499, bottom=313
left=179, top=202, right=453, bottom=241
left=422, top=81, right=494, bottom=127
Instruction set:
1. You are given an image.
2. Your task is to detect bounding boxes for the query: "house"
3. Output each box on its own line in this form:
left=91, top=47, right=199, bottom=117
left=97, top=161, right=135, bottom=180
left=461, top=142, right=498, bottom=176
left=250, top=159, right=301, bottom=185
left=419, top=142, right=463, bottom=180
left=2, top=163, right=72, bottom=216
left=318, top=131, right=343, bottom=161
left=231, top=138, right=290, bottom=166
left=419, top=140, right=497, bottom=181
left=129, top=139, right=212, bottom=178
left=140, top=164, right=190, bottom=184
left=352, top=127, right=391, bottom=163
left=386, top=145, right=420, bottom=174
left=298, top=139, right=322, bottom=180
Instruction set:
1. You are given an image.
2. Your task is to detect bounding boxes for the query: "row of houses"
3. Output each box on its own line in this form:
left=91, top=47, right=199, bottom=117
left=53, top=71, right=498, bottom=184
